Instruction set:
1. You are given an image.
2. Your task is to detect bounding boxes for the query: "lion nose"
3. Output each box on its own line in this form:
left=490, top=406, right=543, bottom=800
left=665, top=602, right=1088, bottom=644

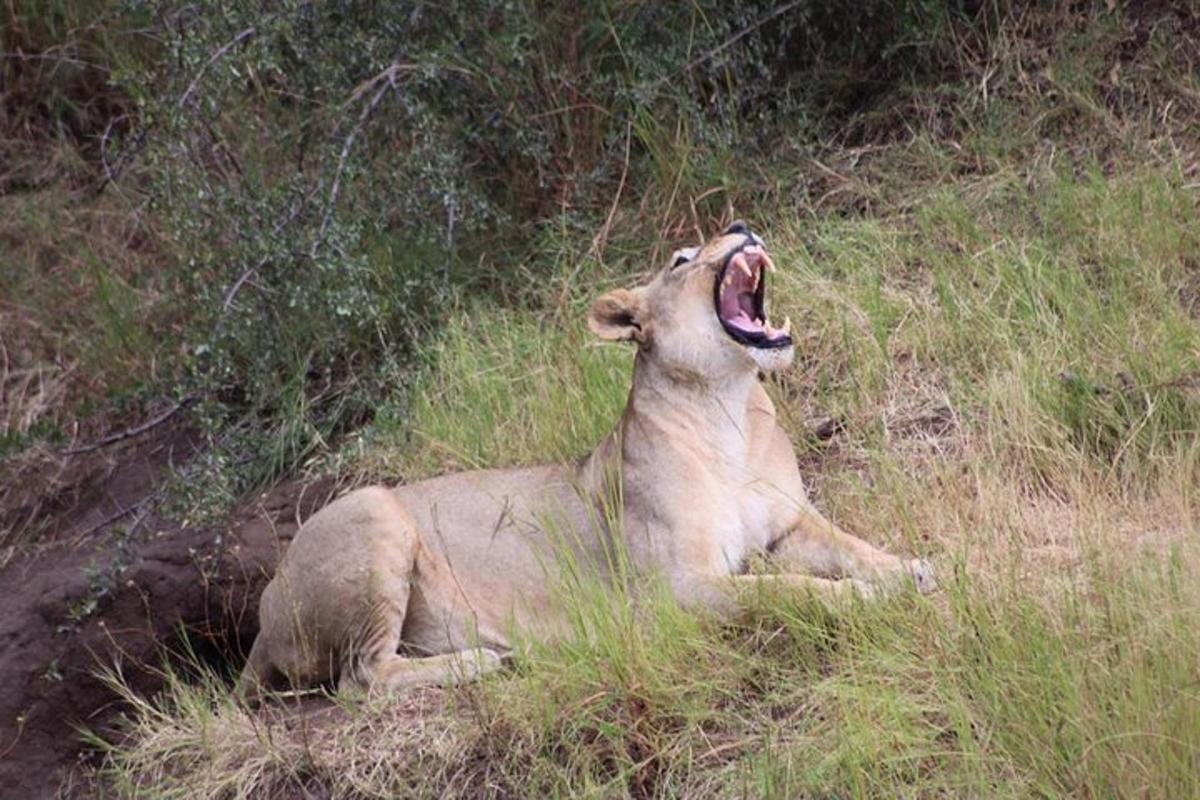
left=724, top=220, right=749, bottom=236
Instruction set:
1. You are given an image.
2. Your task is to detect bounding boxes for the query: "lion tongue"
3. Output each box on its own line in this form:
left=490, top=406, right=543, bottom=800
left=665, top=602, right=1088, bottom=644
left=723, top=306, right=762, bottom=332
left=715, top=256, right=763, bottom=331
left=720, top=275, right=763, bottom=332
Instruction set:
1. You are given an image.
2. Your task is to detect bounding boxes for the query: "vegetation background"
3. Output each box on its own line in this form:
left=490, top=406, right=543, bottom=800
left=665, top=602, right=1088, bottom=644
left=2, top=0, right=1199, bottom=796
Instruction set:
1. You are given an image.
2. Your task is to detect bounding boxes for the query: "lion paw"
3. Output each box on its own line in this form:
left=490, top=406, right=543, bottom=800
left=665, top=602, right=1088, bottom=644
left=465, top=648, right=505, bottom=679
left=907, top=558, right=937, bottom=595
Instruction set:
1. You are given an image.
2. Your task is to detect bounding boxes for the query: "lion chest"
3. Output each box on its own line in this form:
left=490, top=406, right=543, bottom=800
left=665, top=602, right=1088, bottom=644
left=730, top=482, right=786, bottom=569
left=678, top=465, right=787, bottom=575
left=716, top=430, right=801, bottom=569
left=622, top=396, right=800, bottom=576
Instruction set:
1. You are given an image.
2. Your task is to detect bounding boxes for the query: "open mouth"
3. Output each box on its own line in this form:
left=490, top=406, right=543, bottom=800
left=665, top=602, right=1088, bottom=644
left=714, top=243, right=792, bottom=349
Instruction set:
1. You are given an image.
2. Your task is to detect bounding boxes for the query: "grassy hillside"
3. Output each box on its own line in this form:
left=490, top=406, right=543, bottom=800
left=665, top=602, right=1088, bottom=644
left=99, top=164, right=1200, bottom=796
left=4, top=1, right=1199, bottom=796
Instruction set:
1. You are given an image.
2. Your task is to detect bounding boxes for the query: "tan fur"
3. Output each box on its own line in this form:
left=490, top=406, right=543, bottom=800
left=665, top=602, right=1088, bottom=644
left=240, top=226, right=935, bottom=699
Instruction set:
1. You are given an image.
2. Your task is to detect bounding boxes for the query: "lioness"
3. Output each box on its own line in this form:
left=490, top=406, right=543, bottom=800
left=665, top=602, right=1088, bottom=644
left=240, top=221, right=935, bottom=697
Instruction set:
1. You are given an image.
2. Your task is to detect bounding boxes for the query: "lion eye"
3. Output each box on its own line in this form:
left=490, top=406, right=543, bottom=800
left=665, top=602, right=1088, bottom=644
left=671, top=247, right=700, bottom=268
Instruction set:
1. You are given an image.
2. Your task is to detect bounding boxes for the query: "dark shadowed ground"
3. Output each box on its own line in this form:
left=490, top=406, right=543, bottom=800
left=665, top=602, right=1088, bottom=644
left=0, top=427, right=336, bottom=797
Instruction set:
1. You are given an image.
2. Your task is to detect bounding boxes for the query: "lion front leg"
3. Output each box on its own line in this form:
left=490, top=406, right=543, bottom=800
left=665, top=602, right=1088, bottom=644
left=672, top=572, right=877, bottom=617
left=769, top=505, right=936, bottom=595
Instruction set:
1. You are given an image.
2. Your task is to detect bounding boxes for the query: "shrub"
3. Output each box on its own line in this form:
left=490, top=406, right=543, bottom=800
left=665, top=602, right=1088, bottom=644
left=114, top=0, right=972, bottom=491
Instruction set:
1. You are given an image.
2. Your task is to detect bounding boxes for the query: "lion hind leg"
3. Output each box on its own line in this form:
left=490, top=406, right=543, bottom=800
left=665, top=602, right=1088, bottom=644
left=338, top=618, right=503, bottom=695
left=359, top=648, right=504, bottom=693
left=336, top=600, right=503, bottom=696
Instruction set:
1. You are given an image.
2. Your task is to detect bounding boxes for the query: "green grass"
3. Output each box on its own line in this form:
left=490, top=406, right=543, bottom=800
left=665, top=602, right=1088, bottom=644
left=0, top=184, right=167, bottom=377
left=96, top=551, right=1200, bottom=797
left=356, top=302, right=633, bottom=479
left=95, top=162, right=1200, bottom=797
left=365, top=164, right=1200, bottom=504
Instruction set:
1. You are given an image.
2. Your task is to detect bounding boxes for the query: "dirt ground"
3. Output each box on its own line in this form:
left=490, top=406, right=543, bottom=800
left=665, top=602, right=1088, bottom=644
left=0, top=426, right=337, bottom=798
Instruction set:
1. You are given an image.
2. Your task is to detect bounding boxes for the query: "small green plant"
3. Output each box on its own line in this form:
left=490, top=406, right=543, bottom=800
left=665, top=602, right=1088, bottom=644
left=57, top=528, right=138, bottom=633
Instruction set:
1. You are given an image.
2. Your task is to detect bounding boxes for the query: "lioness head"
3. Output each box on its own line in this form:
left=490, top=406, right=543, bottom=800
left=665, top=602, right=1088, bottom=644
left=589, top=220, right=794, bottom=378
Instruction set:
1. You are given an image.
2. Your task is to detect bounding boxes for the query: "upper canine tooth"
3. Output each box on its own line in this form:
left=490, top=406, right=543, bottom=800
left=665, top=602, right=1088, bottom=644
left=761, top=252, right=777, bottom=273
left=734, top=253, right=752, bottom=279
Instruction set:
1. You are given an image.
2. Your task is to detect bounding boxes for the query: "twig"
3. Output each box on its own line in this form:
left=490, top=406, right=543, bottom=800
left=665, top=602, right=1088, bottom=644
left=0, top=714, right=23, bottom=761
left=62, top=396, right=197, bottom=455
left=312, top=75, right=397, bottom=253
left=221, top=261, right=264, bottom=312
left=444, top=195, right=456, bottom=289
left=93, top=121, right=147, bottom=197
left=661, top=0, right=804, bottom=87
left=688, top=185, right=725, bottom=241
left=73, top=496, right=153, bottom=542
left=98, top=114, right=126, bottom=188
left=589, top=119, right=633, bottom=260
left=217, top=195, right=312, bottom=317
left=0, top=52, right=97, bottom=67
left=178, top=26, right=258, bottom=110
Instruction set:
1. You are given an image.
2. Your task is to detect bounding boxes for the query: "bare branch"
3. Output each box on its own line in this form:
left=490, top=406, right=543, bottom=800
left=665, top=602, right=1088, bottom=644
left=93, top=115, right=147, bottom=196
left=218, top=195, right=312, bottom=316
left=98, top=114, right=125, bottom=189
left=221, top=264, right=262, bottom=312
left=312, top=74, right=397, bottom=254
left=589, top=119, right=633, bottom=260
left=74, top=498, right=153, bottom=543
left=660, top=0, right=804, bottom=88
left=62, top=395, right=197, bottom=455
left=178, top=26, right=258, bottom=110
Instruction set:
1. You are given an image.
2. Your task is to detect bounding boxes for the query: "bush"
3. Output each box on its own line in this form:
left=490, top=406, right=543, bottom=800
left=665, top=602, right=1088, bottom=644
left=111, top=0, right=973, bottom=490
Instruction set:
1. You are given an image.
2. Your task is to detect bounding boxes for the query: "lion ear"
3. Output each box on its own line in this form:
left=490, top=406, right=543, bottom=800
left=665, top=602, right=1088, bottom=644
left=588, top=287, right=647, bottom=342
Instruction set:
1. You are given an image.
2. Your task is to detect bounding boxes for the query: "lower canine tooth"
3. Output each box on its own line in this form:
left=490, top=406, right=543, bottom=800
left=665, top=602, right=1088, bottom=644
left=781, top=316, right=791, bottom=335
